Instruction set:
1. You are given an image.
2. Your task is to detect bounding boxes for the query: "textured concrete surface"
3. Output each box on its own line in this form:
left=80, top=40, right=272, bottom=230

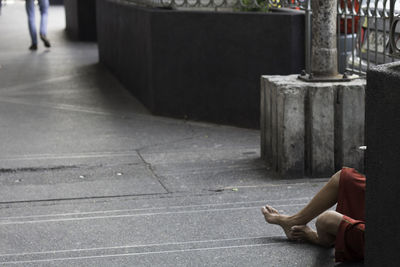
left=0, top=3, right=363, bottom=266
left=366, top=62, right=400, bottom=266
left=261, top=75, right=366, bottom=178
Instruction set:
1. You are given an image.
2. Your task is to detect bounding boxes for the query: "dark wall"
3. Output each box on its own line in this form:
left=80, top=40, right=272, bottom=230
left=366, top=62, right=400, bottom=265
left=97, top=0, right=305, bottom=128
left=50, top=0, right=63, bottom=5
left=64, top=0, right=96, bottom=41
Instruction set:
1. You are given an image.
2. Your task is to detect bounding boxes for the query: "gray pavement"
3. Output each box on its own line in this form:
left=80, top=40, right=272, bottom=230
left=0, top=2, right=363, bottom=266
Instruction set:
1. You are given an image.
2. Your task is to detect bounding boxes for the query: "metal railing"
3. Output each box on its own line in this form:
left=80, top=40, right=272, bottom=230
left=338, top=0, right=400, bottom=76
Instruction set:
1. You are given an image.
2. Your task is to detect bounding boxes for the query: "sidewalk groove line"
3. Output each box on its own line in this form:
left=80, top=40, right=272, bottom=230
left=0, top=73, right=91, bottom=94
left=0, top=204, right=308, bottom=225
left=159, top=166, right=268, bottom=175
left=0, top=197, right=311, bottom=220
left=0, top=97, right=206, bottom=126
left=221, top=181, right=326, bottom=189
left=0, top=192, right=171, bottom=205
left=0, top=242, right=292, bottom=265
left=0, top=235, right=283, bottom=258
left=0, top=98, right=116, bottom=116
left=0, top=151, right=140, bottom=161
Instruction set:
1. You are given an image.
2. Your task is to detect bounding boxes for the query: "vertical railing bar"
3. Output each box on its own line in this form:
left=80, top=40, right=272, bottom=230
left=366, top=0, right=371, bottom=70
left=352, top=0, right=356, bottom=73
left=358, top=0, right=363, bottom=74
left=338, top=0, right=342, bottom=74
left=391, top=0, right=395, bottom=61
left=344, top=0, right=349, bottom=73
left=305, top=0, right=312, bottom=74
left=392, top=0, right=396, bottom=62
left=374, top=0, right=379, bottom=65
left=383, top=0, right=388, bottom=63
left=394, top=0, right=396, bottom=62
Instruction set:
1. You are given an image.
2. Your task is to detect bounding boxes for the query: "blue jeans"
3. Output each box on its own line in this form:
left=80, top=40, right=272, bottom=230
left=26, top=0, right=49, bottom=45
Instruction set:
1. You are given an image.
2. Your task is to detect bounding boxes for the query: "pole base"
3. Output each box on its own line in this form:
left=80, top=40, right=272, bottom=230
left=298, top=72, right=359, bottom=82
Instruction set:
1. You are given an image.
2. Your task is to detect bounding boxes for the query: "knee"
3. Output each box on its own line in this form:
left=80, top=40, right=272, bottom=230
left=327, top=170, right=341, bottom=190
left=316, top=210, right=342, bottom=234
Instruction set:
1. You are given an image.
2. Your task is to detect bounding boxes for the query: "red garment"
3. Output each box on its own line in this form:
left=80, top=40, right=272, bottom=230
left=334, top=167, right=366, bottom=262
left=339, top=0, right=360, bottom=34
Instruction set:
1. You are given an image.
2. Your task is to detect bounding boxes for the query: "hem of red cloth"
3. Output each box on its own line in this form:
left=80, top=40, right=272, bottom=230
left=335, top=215, right=365, bottom=262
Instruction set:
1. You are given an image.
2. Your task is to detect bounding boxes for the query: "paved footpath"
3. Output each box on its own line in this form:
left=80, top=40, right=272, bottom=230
left=0, top=2, right=362, bottom=266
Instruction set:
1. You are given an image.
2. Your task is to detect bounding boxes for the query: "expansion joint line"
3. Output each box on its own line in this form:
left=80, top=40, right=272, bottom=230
left=136, top=150, right=170, bottom=193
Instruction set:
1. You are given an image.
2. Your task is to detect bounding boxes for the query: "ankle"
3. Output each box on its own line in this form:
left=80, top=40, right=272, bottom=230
left=287, top=214, right=304, bottom=226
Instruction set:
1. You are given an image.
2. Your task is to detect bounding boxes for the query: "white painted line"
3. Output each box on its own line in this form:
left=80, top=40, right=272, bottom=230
left=0, top=235, right=282, bottom=258
left=0, top=197, right=310, bottom=221
left=0, top=242, right=291, bottom=265
left=0, top=204, right=307, bottom=225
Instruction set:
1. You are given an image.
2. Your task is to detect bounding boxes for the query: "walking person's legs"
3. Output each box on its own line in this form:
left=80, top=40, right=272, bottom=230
left=26, top=0, right=38, bottom=50
left=38, top=0, right=50, bottom=47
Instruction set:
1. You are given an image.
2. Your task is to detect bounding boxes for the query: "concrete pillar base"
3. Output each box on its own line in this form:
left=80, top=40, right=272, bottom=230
left=261, top=75, right=366, bottom=178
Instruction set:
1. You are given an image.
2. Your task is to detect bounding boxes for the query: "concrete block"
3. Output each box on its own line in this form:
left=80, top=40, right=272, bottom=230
left=277, top=85, right=307, bottom=178
left=262, top=76, right=307, bottom=178
left=261, top=75, right=366, bottom=178
left=307, top=86, right=335, bottom=177
left=260, top=77, right=267, bottom=159
left=270, top=80, right=279, bottom=173
left=335, top=84, right=365, bottom=172
left=366, top=62, right=400, bottom=266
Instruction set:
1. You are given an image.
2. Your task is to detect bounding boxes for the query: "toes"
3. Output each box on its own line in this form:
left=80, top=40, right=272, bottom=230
left=261, top=206, right=268, bottom=215
left=290, top=226, right=306, bottom=240
left=290, top=225, right=302, bottom=232
left=261, top=205, right=272, bottom=214
left=264, top=205, right=277, bottom=214
left=270, top=207, right=279, bottom=213
left=291, top=232, right=302, bottom=239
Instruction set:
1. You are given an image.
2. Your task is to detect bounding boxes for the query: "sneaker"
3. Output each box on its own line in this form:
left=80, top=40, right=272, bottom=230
left=40, top=34, right=51, bottom=48
left=29, top=44, right=37, bottom=51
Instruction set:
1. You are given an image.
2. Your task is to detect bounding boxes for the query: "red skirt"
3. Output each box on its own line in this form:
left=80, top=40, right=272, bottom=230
left=335, top=167, right=366, bottom=262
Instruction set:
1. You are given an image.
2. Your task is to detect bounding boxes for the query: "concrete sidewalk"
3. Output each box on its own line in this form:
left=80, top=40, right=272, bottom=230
left=0, top=2, right=362, bottom=266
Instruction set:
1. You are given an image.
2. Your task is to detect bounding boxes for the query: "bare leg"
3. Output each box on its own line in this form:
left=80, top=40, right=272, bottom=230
left=262, top=169, right=342, bottom=239
left=291, top=210, right=343, bottom=247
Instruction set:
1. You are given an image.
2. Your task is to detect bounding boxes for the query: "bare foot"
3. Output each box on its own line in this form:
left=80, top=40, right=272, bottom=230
left=290, top=225, right=319, bottom=245
left=261, top=205, right=295, bottom=240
